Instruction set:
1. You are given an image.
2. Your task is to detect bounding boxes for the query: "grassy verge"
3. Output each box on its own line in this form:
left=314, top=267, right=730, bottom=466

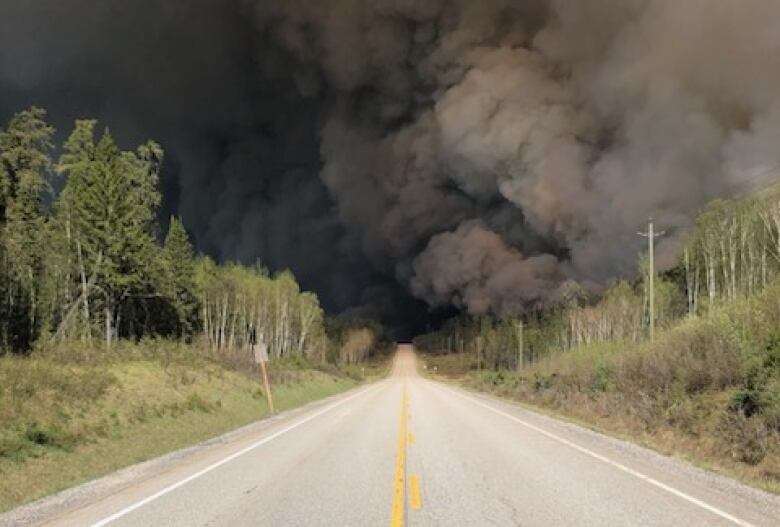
left=337, top=354, right=394, bottom=383
left=0, top=342, right=361, bottom=512
left=421, top=285, right=780, bottom=494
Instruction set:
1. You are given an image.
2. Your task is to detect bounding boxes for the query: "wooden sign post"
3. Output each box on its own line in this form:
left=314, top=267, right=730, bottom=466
left=253, top=342, right=275, bottom=414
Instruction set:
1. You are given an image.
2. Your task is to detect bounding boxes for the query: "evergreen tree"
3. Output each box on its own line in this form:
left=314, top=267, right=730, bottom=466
left=57, top=121, right=162, bottom=346
left=0, top=107, right=54, bottom=352
left=161, top=216, right=198, bottom=337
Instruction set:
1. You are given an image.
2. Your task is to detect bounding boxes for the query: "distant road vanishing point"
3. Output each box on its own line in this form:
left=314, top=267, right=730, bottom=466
left=4, top=345, right=780, bottom=527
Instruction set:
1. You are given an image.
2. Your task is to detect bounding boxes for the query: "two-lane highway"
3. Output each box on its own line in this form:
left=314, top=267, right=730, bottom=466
left=4, top=346, right=780, bottom=526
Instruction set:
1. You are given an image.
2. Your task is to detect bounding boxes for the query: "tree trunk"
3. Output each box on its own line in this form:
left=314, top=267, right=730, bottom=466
left=76, top=241, right=91, bottom=342
left=104, top=294, right=112, bottom=349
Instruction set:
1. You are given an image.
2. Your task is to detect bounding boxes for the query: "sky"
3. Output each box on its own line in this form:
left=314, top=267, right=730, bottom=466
left=2, top=0, right=780, bottom=335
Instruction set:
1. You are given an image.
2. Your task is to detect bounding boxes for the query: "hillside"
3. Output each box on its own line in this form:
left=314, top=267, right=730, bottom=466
left=0, top=342, right=371, bottom=511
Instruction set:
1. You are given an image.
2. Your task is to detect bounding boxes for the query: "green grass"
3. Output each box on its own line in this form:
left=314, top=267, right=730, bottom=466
left=338, top=354, right=394, bottom=383
left=0, top=343, right=359, bottom=512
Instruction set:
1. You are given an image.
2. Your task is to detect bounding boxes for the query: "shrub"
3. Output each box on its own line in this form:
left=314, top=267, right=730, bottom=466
left=591, top=364, right=614, bottom=393
left=717, top=412, right=770, bottom=465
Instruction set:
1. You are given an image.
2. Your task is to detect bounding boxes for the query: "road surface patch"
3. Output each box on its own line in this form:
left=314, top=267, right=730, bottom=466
left=409, top=474, right=422, bottom=511
left=390, top=381, right=409, bottom=527
left=86, top=385, right=378, bottom=527
left=447, top=386, right=757, bottom=527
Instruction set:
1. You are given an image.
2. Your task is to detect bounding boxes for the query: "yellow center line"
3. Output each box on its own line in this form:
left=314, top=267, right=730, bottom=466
left=409, top=474, right=422, bottom=511
left=390, top=381, right=409, bottom=527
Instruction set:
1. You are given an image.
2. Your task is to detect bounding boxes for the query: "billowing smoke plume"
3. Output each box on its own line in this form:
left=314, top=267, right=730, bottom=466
left=2, top=1, right=780, bottom=321
left=411, top=221, right=565, bottom=313
left=248, top=0, right=780, bottom=314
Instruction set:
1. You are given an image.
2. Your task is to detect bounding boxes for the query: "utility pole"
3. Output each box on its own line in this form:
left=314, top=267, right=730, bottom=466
left=515, top=320, right=524, bottom=372
left=476, top=336, right=483, bottom=371
left=638, top=218, right=665, bottom=341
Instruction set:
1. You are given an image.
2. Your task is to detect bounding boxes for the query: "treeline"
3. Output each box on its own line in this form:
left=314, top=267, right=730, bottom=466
left=415, top=279, right=682, bottom=370
left=416, top=188, right=780, bottom=370
left=683, top=197, right=780, bottom=313
left=196, top=263, right=326, bottom=361
left=0, top=107, right=379, bottom=364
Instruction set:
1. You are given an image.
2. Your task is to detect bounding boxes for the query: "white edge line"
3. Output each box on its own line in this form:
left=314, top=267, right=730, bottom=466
left=440, top=384, right=757, bottom=527
left=89, top=384, right=380, bottom=527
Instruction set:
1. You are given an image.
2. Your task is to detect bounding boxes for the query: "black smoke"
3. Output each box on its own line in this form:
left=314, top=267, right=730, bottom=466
left=2, top=1, right=780, bottom=334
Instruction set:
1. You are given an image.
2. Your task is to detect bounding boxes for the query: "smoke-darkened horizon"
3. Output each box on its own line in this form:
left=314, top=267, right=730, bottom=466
left=3, top=0, right=780, bottom=333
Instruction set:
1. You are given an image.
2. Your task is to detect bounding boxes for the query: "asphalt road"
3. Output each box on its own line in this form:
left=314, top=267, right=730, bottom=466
left=4, top=345, right=780, bottom=526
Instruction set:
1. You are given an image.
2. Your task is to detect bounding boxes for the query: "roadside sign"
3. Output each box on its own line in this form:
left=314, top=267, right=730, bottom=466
left=253, top=342, right=269, bottom=364
left=251, top=341, right=274, bottom=413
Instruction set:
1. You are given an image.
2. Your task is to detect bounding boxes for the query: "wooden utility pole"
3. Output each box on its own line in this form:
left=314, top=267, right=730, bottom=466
left=515, top=320, right=524, bottom=372
left=638, top=218, right=665, bottom=341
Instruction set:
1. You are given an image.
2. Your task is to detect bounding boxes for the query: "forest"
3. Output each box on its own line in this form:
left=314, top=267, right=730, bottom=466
left=416, top=191, right=780, bottom=369
left=0, top=107, right=378, bottom=364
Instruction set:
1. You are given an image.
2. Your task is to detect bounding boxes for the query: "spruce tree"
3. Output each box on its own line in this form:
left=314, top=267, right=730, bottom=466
left=161, top=216, right=197, bottom=337
left=58, top=121, right=162, bottom=346
left=0, top=107, right=54, bottom=351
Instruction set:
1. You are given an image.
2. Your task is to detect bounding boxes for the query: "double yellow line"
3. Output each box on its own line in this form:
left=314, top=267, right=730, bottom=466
left=390, top=381, right=421, bottom=527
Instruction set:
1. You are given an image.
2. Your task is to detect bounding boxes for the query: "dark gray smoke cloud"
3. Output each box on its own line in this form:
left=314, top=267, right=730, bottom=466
left=2, top=1, right=780, bottom=323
